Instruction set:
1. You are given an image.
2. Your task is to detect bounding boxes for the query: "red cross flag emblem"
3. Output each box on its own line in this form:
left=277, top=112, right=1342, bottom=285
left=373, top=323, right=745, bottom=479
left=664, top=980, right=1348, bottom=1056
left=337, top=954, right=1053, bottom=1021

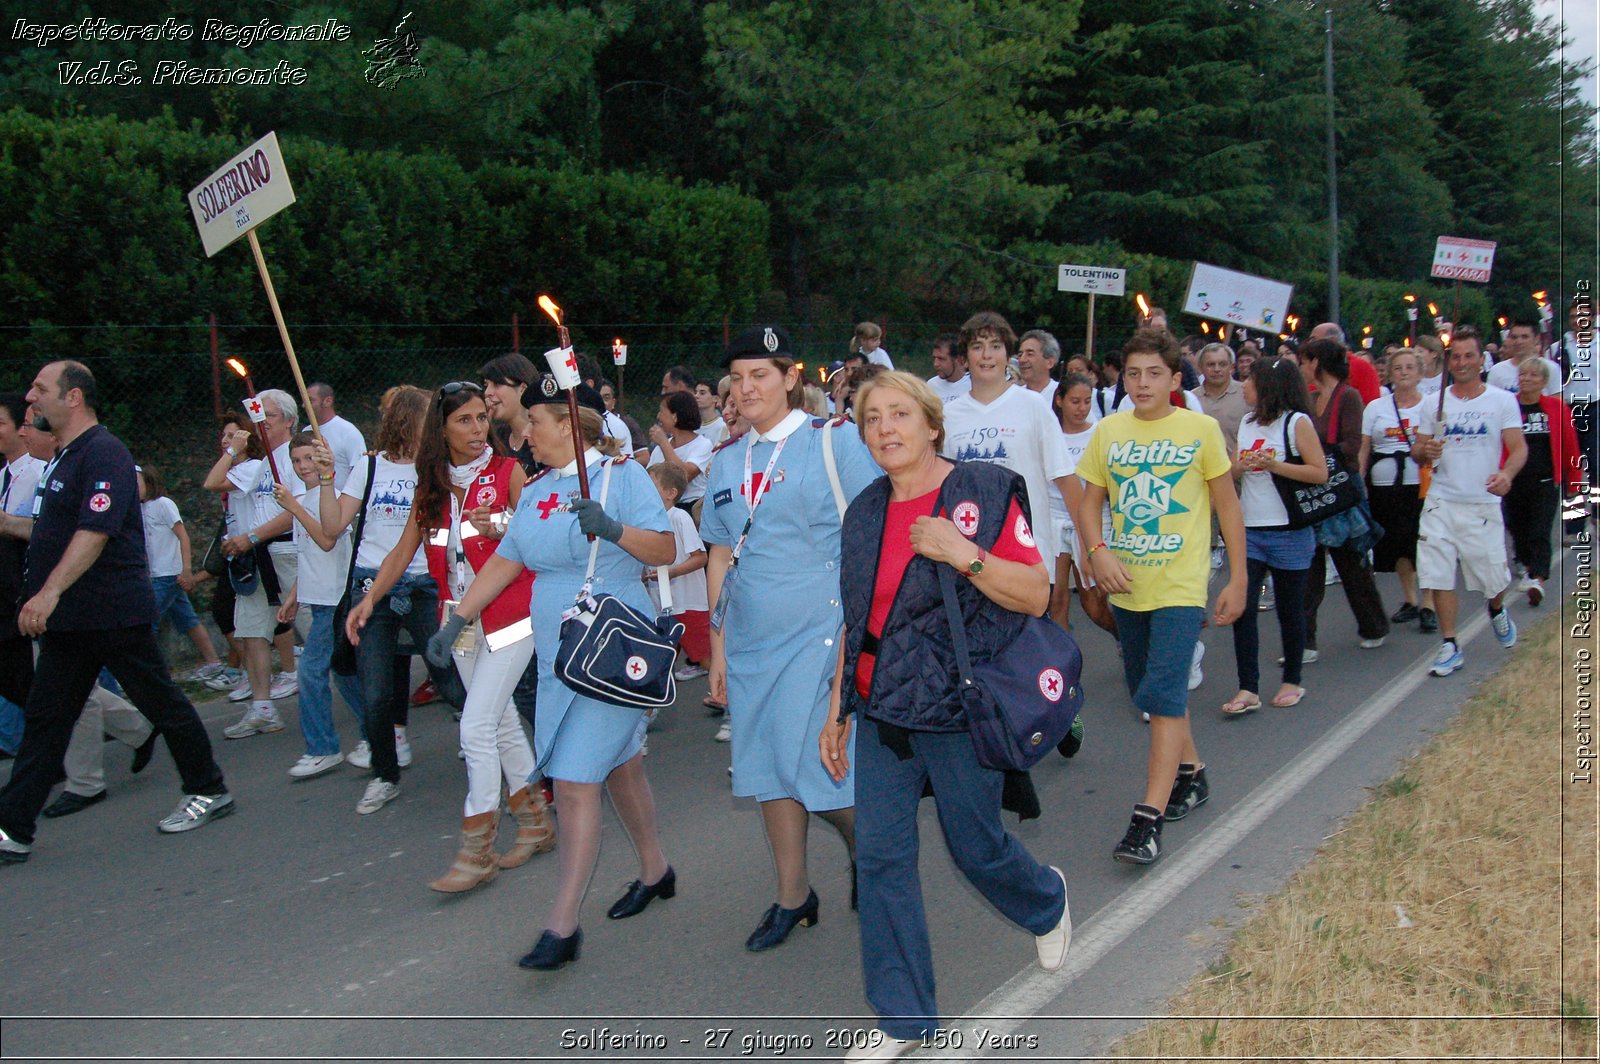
left=625, top=655, right=649, bottom=681
left=952, top=501, right=980, bottom=538
left=536, top=493, right=563, bottom=519
left=1037, top=668, right=1065, bottom=702
left=242, top=396, right=267, bottom=423
left=476, top=486, right=497, bottom=507
left=89, top=492, right=111, bottom=513
left=1013, top=515, right=1035, bottom=549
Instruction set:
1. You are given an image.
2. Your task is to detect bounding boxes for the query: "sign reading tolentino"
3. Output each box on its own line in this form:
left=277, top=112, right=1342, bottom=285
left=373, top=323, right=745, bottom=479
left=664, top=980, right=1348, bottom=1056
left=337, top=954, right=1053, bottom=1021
left=1058, top=264, right=1127, bottom=296
left=187, top=132, right=296, bottom=257
left=1430, top=236, right=1496, bottom=284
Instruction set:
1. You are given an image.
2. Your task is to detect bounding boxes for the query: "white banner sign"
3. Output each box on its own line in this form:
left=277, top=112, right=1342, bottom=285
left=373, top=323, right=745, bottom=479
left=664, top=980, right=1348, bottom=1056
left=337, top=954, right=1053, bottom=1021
left=1057, top=264, right=1127, bottom=296
left=1181, top=262, right=1294, bottom=333
left=187, top=131, right=297, bottom=257
left=1430, top=236, right=1496, bottom=283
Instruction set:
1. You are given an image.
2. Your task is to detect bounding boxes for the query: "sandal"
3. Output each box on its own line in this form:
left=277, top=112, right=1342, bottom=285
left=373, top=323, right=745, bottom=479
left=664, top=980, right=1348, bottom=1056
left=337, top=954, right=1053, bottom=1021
left=1271, top=686, right=1306, bottom=708
left=1221, top=695, right=1261, bottom=716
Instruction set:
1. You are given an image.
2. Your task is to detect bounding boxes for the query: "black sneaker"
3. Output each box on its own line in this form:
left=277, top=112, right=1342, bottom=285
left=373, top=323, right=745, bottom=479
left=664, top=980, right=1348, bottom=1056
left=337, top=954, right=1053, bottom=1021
left=1165, top=768, right=1209, bottom=821
left=1112, top=806, right=1163, bottom=865
left=1418, top=607, right=1439, bottom=633
left=1056, top=717, right=1084, bottom=758
left=1390, top=603, right=1420, bottom=624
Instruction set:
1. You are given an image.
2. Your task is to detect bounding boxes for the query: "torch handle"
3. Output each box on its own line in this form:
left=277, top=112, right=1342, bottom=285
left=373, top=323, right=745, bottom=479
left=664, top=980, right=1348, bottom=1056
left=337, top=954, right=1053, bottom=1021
left=243, top=376, right=283, bottom=486
left=248, top=229, right=326, bottom=450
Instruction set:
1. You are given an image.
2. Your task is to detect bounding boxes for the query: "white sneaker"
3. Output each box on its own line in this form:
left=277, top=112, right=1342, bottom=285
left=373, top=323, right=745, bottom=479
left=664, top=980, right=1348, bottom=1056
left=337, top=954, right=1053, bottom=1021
left=394, top=730, right=413, bottom=768
left=227, top=676, right=253, bottom=703
left=269, top=672, right=298, bottom=699
left=714, top=717, right=731, bottom=743
left=1187, top=642, right=1205, bottom=691
left=203, top=666, right=244, bottom=691
left=356, top=778, right=400, bottom=814
left=1527, top=578, right=1545, bottom=607
left=347, top=740, right=372, bottom=769
left=1325, top=567, right=1340, bottom=585
left=1517, top=574, right=1539, bottom=592
left=223, top=705, right=284, bottom=739
left=1359, top=636, right=1386, bottom=649
left=288, top=753, right=344, bottom=779
left=673, top=662, right=709, bottom=681
left=1277, top=648, right=1319, bottom=665
left=186, top=662, right=227, bottom=683
left=1035, top=866, right=1072, bottom=971
left=292, top=644, right=304, bottom=658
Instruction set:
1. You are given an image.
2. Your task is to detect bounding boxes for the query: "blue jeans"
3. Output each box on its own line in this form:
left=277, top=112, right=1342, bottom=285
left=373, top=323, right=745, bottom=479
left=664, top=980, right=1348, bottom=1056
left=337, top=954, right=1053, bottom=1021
left=351, top=569, right=463, bottom=784
left=854, top=716, right=1065, bottom=1040
left=0, top=695, right=23, bottom=754
left=297, top=604, right=367, bottom=757
left=1110, top=605, right=1204, bottom=718
left=150, top=575, right=201, bottom=635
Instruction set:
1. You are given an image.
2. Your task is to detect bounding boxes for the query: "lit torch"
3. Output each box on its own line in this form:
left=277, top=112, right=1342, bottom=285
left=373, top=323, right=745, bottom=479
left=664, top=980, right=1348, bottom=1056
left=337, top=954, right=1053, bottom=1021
left=537, top=295, right=592, bottom=525
left=1404, top=294, right=1418, bottom=345
left=225, top=357, right=283, bottom=484
left=611, top=337, right=627, bottom=412
left=1135, top=293, right=1151, bottom=322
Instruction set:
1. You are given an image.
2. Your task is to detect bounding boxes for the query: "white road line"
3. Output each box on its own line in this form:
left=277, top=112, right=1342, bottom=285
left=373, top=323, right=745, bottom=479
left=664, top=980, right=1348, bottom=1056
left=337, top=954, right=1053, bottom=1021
left=941, top=609, right=1494, bottom=1057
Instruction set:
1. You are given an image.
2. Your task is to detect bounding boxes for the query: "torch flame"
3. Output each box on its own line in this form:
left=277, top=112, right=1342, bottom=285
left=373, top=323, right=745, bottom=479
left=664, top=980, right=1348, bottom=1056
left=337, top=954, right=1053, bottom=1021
left=1403, top=294, right=1416, bottom=304
left=226, top=358, right=249, bottom=378
left=537, top=295, right=563, bottom=325
left=613, top=338, right=623, bottom=348
left=1200, top=322, right=1210, bottom=334
left=1532, top=290, right=1548, bottom=304
left=1362, top=325, right=1372, bottom=335
left=1135, top=293, right=1151, bottom=318
left=1427, top=303, right=1439, bottom=317
left=1497, top=316, right=1508, bottom=327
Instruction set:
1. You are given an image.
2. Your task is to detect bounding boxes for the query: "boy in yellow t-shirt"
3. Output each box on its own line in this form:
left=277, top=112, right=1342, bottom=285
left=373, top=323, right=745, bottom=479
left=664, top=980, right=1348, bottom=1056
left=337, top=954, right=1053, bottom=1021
left=1075, top=328, right=1247, bottom=866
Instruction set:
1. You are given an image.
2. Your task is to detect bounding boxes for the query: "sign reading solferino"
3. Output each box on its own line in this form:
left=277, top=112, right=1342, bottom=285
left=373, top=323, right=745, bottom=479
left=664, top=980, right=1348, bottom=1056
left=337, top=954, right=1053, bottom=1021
left=187, top=131, right=296, bottom=257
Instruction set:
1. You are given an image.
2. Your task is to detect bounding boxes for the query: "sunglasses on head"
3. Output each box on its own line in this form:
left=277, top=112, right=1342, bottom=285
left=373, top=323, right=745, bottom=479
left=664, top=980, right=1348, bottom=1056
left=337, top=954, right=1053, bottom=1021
left=438, top=381, right=483, bottom=398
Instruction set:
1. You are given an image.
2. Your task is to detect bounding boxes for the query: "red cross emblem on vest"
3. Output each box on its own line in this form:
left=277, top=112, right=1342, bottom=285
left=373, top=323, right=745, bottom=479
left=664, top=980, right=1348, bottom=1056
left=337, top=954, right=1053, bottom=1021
left=952, top=501, right=980, bottom=537
left=536, top=493, right=563, bottom=519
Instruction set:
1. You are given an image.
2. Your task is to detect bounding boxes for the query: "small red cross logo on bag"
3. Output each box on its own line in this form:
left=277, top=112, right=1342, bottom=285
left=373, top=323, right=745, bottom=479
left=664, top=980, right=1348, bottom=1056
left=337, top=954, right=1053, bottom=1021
left=1038, top=668, right=1064, bottom=702
left=625, top=655, right=648, bottom=680
left=952, top=501, right=980, bottom=537
left=536, top=493, right=562, bottom=519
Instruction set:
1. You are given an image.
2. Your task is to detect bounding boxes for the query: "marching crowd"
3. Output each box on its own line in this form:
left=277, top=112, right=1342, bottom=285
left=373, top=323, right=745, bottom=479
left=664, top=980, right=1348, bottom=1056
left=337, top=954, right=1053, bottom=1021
left=0, top=300, right=1590, bottom=1058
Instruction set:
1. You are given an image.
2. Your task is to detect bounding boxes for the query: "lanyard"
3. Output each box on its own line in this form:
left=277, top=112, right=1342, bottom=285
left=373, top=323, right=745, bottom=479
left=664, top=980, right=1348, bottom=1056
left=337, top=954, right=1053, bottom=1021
left=729, top=431, right=789, bottom=567
left=447, top=489, right=470, bottom=601
left=32, top=444, right=69, bottom=518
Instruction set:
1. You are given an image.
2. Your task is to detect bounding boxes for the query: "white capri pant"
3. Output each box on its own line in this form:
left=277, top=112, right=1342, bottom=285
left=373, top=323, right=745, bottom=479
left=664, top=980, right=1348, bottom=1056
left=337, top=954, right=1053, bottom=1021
left=453, top=629, right=537, bottom=817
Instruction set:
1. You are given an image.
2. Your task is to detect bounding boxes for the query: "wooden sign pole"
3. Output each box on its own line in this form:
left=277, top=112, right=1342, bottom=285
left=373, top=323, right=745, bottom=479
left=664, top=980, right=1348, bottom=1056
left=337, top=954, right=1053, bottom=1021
left=247, top=229, right=325, bottom=447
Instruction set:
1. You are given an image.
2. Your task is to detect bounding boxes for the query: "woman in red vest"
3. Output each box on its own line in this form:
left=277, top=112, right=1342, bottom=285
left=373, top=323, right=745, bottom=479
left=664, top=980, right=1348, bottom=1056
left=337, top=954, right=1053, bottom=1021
left=356, top=383, right=553, bottom=892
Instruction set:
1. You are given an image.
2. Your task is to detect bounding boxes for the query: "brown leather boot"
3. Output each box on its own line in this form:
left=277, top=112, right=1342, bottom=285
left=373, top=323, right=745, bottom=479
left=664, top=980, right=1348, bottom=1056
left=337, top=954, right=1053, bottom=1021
left=429, top=811, right=501, bottom=893
left=498, top=786, right=556, bottom=868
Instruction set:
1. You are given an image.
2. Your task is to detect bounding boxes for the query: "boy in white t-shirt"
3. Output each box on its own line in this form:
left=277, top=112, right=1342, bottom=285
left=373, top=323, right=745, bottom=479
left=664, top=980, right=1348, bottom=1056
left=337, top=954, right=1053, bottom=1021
left=271, top=432, right=367, bottom=779
left=645, top=462, right=711, bottom=677
left=1412, top=328, right=1527, bottom=677
left=138, top=464, right=224, bottom=680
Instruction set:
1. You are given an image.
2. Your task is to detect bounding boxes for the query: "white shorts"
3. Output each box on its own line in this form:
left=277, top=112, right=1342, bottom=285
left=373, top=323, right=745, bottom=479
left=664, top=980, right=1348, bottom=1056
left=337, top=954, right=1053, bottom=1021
left=1417, top=498, right=1510, bottom=596
left=233, top=551, right=299, bottom=639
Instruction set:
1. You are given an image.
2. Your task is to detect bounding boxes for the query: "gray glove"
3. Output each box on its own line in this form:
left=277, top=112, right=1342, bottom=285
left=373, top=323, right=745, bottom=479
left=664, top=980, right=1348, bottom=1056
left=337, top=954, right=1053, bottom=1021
left=571, top=497, right=624, bottom=542
left=425, top=612, right=467, bottom=669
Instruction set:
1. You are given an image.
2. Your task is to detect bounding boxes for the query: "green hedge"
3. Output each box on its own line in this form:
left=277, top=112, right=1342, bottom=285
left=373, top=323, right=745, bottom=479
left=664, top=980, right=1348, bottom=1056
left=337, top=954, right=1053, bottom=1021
left=0, top=108, right=770, bottom=432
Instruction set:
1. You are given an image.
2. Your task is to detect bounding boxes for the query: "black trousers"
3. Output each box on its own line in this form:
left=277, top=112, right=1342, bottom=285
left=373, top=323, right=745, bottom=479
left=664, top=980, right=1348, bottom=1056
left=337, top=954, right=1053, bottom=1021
left=1505, top=477, right=1559, bottom=580
left=0, top=625, right=225, bottom=845
left=1304, top=544, right=1391, bottom=647
left=0, top=633, right=31, bottom=708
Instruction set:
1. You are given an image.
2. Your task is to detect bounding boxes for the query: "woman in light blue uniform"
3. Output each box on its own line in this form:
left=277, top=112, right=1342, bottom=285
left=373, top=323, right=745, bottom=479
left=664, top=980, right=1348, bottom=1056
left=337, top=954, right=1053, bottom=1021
left=433, top=378, right=676, bottom=972
left=702, top=325, right=880, bottom=951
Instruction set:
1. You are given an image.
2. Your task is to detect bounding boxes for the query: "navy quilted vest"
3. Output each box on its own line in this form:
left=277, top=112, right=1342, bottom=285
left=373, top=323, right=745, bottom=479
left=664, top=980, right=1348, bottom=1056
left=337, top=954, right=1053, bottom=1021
left=841, top=461, right=1034, bottom=732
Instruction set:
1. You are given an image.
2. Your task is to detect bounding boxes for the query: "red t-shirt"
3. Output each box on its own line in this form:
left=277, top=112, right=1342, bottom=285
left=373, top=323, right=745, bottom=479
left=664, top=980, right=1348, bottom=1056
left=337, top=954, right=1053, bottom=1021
left=854, top=489, right=1043, bottom=699
left=1348, top=356, right=1381, bottom=405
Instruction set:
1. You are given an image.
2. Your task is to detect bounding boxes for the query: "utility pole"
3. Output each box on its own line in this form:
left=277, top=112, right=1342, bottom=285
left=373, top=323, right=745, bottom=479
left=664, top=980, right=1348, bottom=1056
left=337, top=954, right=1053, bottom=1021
left=1324, top=2, right=1340, bottom=322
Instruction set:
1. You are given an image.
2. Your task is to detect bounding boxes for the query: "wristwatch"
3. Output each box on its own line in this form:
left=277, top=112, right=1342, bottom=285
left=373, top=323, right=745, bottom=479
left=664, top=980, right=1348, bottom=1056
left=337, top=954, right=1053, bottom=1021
left=247, top=531, right=260, bottom=546
left=965, top=546, right=987, bottom=578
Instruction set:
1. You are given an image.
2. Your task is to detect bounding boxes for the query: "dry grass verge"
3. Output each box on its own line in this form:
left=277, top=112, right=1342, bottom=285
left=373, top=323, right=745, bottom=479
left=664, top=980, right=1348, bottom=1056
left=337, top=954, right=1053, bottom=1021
left=1113, top=602, right=1596, bottom=1061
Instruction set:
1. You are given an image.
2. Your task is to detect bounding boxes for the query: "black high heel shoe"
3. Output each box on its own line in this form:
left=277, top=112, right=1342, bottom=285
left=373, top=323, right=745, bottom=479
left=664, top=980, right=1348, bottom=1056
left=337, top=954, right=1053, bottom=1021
left=607, top=866, right=676, bottom=919
left=745, top=889, right=819, bottom=952
left=517, top=928, right=582, bottom=970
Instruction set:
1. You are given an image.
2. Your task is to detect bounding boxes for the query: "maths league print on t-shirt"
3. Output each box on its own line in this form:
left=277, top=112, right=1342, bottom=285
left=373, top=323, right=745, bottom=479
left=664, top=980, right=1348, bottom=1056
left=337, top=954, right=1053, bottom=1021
left=1104, top=437, right=1197, bottom=561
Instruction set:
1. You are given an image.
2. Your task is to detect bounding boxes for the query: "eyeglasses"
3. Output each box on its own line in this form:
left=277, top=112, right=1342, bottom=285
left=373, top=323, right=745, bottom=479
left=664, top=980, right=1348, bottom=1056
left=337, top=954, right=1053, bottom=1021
left=438, top=381, right=483, bottom=397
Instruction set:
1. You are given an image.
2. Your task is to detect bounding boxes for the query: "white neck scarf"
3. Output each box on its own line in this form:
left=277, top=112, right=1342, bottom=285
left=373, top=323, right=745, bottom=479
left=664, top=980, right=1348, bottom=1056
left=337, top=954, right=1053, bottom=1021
left=448, top=448, right=493, bottom=488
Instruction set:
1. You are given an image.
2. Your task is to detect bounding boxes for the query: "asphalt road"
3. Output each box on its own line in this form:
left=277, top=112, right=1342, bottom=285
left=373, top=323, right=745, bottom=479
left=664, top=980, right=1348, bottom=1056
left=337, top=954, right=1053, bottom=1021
left=0, top=563, right=1566, bottom=1063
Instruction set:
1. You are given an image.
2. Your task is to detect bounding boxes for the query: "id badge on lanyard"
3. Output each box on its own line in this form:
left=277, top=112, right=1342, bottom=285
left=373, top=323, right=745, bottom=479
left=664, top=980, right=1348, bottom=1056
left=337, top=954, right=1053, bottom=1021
left=710, top=432, right=788, bottom=632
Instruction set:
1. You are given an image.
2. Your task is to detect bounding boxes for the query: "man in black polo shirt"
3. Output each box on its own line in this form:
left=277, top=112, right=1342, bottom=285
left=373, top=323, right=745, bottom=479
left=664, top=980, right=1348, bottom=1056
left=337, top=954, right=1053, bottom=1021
left=0, top=361, right=233, bottom=863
